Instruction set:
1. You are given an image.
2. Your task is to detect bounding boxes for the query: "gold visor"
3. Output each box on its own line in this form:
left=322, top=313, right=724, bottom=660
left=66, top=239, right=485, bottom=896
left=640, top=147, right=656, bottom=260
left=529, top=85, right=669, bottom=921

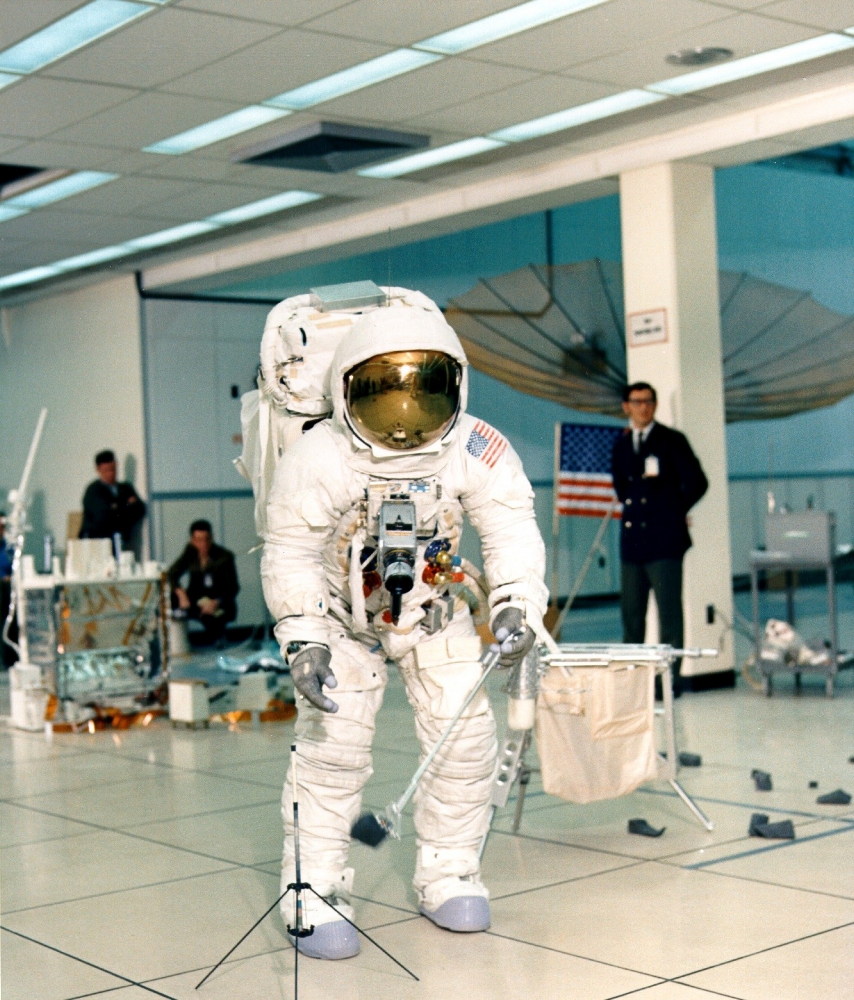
left=344, top=350, right=462, bottom=451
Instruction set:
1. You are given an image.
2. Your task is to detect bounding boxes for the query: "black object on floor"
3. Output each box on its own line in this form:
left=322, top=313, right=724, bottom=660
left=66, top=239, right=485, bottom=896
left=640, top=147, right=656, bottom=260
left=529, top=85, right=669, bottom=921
left=749, top=813, right=770, bottom=836
left=752, top=769, right=773, bottom=791
left=808, top=781, right=818, bottom=789
left=679, top=752, right=702, bottom=767
left=816, top=788, right=852, bottom=805
left=749, top=813, right=795, bottom=839
left=628, top=818, right=665, bottom=837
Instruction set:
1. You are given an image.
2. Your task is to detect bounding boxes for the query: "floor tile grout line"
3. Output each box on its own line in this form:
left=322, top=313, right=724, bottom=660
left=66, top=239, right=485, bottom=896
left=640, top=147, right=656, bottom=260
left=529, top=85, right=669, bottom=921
left=488, top=826, right=675, bottom=864
left=63, top=985, right=137, bottom=1000
left=485, top=927, right=668, bottom=981
left=674, top=861, right=854, bottom=903
left=490, top=858, right=648, bottom=903
left=638, top=785, right=854, bottom=822
left=0, top=925, right=180, bottom=1000
left=685, top=821, right=854, bottom=869
left=666, top=982, right=749, bottom=1000
left=649, top=817, right=830, bottom=865
left=1, top=863, right=250, bottom=916
left=2, top=795, right=281, bottom=843
left=669, top=918, right=854, bottom=981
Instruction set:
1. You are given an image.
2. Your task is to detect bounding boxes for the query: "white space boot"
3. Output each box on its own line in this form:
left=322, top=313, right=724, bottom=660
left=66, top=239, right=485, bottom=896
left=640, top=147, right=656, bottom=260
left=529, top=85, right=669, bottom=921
left=416, top=847, right=491, bottom=932
left=280, top=867, right=359, bottom=960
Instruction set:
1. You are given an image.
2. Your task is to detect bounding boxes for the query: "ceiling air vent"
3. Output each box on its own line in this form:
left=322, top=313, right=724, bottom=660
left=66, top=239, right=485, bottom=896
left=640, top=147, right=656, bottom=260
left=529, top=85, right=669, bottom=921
left=233, top=122, right=429, bottom=173
left=0, top=164, right=42, bottom=192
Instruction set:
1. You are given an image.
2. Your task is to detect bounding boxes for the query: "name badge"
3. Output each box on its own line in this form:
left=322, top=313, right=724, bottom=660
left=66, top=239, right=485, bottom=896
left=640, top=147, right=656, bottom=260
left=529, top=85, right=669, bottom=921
left=203, top=573, right=213, bottom=588
left=644, top=455, right=660, bottom=477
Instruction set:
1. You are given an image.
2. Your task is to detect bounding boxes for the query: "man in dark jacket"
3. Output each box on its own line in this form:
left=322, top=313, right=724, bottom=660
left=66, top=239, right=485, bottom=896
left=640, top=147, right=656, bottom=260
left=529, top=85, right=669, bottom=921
left=611, top=382, right=708, bottom=694
left=168, top=520, right=239, bottom=645
left=80, top=450, right=146, bottom=546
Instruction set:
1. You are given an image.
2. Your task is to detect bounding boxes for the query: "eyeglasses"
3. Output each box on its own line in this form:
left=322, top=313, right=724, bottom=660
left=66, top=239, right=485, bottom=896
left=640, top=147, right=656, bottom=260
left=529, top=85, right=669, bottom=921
left=626, top=397, right=655, bottom=405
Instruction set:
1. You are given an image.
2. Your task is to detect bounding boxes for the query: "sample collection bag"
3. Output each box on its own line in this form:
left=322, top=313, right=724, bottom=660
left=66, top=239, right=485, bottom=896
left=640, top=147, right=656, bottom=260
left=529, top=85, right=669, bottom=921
left=535, top=661, right=658, bottom=803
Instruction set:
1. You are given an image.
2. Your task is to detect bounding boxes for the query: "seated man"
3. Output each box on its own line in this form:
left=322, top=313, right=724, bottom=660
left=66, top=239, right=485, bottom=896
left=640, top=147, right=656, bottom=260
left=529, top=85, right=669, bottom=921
left=167, top=520, right=239, bottom=646
left=80, top=450, right=146, bottom=547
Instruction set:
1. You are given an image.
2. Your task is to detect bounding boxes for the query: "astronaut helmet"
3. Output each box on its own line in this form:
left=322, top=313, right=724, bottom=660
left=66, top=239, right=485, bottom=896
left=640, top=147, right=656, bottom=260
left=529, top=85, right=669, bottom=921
left=333, top=297, right=469, bottom=457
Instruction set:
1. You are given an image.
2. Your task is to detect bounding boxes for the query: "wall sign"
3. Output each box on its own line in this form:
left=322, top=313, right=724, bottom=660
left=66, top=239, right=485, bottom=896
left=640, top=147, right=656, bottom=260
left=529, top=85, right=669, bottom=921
left=627, top=308, right=668, bottom=347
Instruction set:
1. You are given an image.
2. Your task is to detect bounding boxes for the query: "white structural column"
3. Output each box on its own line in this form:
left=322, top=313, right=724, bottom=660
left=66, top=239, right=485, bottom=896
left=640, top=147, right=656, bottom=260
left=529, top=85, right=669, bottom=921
left=619, top=161, right=733, bottom=675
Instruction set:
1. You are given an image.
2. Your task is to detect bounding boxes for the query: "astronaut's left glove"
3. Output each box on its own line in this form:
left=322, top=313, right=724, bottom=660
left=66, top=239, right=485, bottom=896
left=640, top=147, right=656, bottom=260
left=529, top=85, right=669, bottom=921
left=490, top=605, right=536, bottom=669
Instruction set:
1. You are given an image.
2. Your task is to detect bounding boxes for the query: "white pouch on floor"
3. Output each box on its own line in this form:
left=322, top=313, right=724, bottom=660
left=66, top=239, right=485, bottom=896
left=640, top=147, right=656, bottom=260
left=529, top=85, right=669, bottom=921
left=535, top=661, right=657, bottom=803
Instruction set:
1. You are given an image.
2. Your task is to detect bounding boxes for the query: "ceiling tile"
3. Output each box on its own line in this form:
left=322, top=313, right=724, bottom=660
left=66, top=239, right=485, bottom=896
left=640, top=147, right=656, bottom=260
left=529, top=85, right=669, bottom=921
left=0, top=77, right=134, bottom=140
left=409, top=74, right=617, bottom=135
left=0, top=1, right=86, bottom=50
left=146, top=182, right=299, bottom=221
left=54, top=176, right=196, bottom=216
left=467, top=0, right=733, bottom=72
left=571, top=11, right=819, bottom=88
left=0, top=240, right=94, bottom=273
left=758, top=0, right=854, bottom=31
left=315, top=56, right=536, bottom=126
left=302, top=0, right=513, bottom=47
left=0, top=210, right=171, bottom=246
left=0, top=136, right=26, bottom=157
left=50, top=92, right=242, bottom=150
left=175, top=0, right=355, bottom=26
left=162, top=29, right=390, bottom=104
left=42, top=7, right=281, bottom=89
left=132, top=155, right=241, bottom=183
left=0, top=140, right=122, bottom=170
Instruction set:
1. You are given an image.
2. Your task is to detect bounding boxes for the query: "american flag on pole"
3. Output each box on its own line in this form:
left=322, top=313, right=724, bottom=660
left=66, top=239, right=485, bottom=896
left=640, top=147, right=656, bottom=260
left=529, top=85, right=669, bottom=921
left=556, top=423, right=623, bottom=518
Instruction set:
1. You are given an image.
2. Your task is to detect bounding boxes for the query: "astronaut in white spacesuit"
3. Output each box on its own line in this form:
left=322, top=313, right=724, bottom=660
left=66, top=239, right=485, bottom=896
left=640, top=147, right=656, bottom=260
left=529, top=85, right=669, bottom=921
left=261, top=290, right=548, bottom=960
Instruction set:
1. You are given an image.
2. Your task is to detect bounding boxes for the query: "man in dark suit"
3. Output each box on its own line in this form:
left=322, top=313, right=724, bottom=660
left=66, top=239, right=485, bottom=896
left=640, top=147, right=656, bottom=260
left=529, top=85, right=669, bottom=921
left=80, top=450, right=146, bottom=546
left=168, top=519, right=239, bottom=646
left=611, top=382, right=708, bottom=694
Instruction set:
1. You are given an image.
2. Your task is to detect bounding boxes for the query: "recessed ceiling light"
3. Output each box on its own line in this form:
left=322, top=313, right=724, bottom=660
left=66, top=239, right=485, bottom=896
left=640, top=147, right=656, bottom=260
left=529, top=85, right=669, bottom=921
left=53, top=245, right=134, bottom=271
left=145, top=106, right=291, bottom=155
left=649, top=33, right=854, bottom=96
left=0, top=0, right=151, bottom=74
left=4, top=171, right=117, bottom=208
left=123, top=221, right=218, bottom=251
left=0, top=265, right=63, bottom=290
left=358, top=137, right=506, bottom=178
left=666, top=47, right=733, bottom=67
left=265, top=50, right=441, bottom=111
left=206, top=190, right=322, bottom=225
left=413, top=0, right=611, bottom=55
left=0, top=205, right=28, bottom=223
left=490, top=89, right=665, bottom=143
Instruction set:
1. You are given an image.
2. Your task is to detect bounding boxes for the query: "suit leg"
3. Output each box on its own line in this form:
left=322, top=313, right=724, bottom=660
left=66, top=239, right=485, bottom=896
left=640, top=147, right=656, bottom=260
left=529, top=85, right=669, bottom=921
left=648, top=558, right=684, bottom=692
left=621, top=561, right=650, bottom=644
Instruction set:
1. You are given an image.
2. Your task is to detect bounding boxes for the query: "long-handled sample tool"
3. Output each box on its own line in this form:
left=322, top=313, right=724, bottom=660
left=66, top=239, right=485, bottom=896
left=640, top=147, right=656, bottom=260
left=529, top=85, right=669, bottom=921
left=350, top=637, right=516, bottom=847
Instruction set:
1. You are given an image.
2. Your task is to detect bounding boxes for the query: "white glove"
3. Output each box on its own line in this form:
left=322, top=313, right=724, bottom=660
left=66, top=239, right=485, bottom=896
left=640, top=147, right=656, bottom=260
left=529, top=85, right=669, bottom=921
left=290, top=645, right=338, bottom=712
left=490, top=606, right=535, bottom=669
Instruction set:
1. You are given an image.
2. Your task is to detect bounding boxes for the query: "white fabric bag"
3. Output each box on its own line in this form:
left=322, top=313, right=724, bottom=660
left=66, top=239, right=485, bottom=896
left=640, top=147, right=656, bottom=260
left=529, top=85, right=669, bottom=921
left=535, top=661, right=658, bottom=803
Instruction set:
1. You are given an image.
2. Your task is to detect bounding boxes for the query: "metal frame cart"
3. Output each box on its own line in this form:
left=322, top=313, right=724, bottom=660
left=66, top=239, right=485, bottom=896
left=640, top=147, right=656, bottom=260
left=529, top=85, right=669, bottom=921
left=488, top=643, right=716, bottom=838
left=749, top=507, right=847, bottom=698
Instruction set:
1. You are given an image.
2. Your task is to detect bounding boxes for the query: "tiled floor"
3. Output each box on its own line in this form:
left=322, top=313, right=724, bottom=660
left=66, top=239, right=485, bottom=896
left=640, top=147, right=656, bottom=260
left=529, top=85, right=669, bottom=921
left=2, top=611, right=853, bottom=1000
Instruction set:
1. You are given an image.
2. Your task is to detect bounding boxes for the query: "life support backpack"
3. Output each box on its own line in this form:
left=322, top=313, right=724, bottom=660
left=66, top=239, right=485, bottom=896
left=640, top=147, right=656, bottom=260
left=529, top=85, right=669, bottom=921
left=234, top=285, right=445, bottom=535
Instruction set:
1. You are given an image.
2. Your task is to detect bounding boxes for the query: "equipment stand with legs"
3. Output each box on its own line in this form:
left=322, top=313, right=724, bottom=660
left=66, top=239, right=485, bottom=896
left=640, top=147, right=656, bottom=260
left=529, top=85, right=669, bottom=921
left=481, top=645, right=714, bottom=855
left=196, top=744, right=418, bottom=997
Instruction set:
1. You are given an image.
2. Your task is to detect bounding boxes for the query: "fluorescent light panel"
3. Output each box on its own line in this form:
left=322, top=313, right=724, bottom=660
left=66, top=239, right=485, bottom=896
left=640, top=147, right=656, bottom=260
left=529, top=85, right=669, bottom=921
left=265, top=49, right=440, bottom=110
left=206, top=190, right=321, bottom=225
left=0, top=189, right=325, bottom=291
left=414, top=0, right=610, bottom=55
left=491, top=89, right=665, bottom=142
left=145, top=106, right=290, bottom=155
left=5, top=171, right=117, bottom=208
left=0, top=205, right=28, bottom=222
left=648, top=32, right=854, bottom=96
left=359, top=137, right=505, bottom=178
left=0, top=72, right=20, bottom=90
left=0, top=0, right=151, bottom=74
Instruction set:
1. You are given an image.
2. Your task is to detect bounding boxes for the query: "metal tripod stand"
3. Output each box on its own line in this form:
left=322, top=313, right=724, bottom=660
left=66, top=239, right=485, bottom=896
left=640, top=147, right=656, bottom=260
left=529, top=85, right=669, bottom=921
left=196, top=744, right=418, bottom=997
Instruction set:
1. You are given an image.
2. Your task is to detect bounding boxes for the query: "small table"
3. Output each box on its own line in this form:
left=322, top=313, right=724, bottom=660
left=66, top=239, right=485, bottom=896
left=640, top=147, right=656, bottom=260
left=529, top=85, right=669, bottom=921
left=749, top=551, right=838, bottom=697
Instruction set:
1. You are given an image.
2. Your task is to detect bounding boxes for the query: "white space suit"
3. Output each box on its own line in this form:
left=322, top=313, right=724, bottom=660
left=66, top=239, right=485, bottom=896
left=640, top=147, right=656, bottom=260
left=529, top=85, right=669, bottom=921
left=262, top=293, right=547, bottom=959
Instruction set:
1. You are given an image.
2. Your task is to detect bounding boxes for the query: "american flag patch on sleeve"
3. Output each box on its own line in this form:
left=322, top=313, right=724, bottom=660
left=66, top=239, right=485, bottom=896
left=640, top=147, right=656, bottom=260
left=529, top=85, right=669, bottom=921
left=465, top=420, right=507, bottom=468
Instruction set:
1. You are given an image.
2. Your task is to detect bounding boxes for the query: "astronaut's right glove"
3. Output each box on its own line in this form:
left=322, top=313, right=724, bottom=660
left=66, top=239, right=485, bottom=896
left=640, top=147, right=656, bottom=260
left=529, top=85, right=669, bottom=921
left=289, top=645, right=339, bottom=713
left=490, top=606, right=536, bottom=669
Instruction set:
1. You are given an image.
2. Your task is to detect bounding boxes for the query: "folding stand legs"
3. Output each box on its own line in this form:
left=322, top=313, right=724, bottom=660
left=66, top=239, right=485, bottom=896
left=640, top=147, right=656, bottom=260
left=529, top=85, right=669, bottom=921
left=196, top=744, right=418, bottom=997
